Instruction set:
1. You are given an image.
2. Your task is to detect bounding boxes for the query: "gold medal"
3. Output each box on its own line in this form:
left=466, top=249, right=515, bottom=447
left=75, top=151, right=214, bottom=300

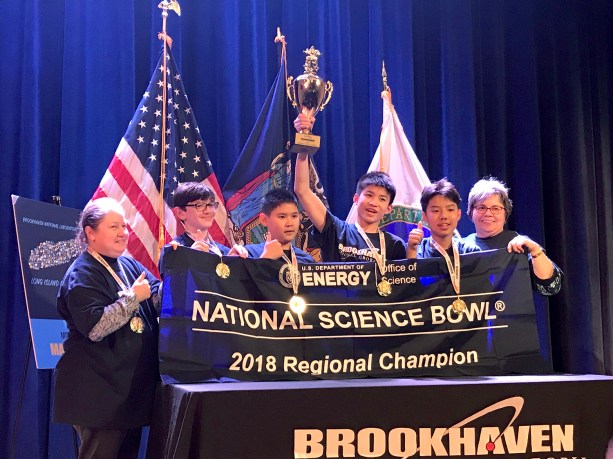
left=377, top=279, right=392, bottom=297
left=282, top=247, right=306, bottom=313
left=130, top=316, right=145, bottom=333
left=354, top=223, right=389, bottom=297
left=430, top=240, right=465, bottom=316
left=452, top=298, right=467, bottom=314
left=216, top=262, right=230, bottom=279
left=289, top=295, right=307, bottom=314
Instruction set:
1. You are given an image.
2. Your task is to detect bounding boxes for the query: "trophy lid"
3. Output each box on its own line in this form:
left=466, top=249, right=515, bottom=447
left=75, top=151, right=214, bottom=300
left=303, top=47, right=321, bottom=75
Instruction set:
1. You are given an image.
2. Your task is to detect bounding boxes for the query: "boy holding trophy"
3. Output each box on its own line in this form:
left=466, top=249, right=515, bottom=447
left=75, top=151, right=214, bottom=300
left=293, top=114, right=407, bottom=266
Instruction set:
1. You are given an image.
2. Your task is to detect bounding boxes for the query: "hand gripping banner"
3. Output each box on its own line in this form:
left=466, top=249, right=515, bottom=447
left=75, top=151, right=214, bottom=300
left=159, top=246, right=550, bottom=382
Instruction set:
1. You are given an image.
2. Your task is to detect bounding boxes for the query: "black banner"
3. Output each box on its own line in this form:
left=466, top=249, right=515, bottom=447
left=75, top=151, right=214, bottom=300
left=159, top=246, right=550, bottom=382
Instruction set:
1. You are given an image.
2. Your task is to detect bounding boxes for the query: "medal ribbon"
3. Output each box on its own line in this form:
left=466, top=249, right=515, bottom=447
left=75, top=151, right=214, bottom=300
left=204, top=237, right=223, bottom=258
left=88, top=248, right=130, bottom=295
left=281, top=246, right=300, bottom=296
left=88, top=248, right=145, bottom=332
left=354, top=222, right=387, bottom=277
left=430, top=239, right=461, bottom=296
left=187, top=231, right=223, bottom=258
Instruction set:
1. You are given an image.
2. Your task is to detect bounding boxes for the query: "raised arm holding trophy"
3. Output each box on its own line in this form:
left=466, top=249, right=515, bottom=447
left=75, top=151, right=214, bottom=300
left=292, top=55, right=407, bottom=270
left=287, top=47, right=333, bottom=155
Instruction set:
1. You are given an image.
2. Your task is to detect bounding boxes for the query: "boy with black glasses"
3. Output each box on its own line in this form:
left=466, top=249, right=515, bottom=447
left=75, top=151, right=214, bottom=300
left=168, top=181, right=247, bottom=257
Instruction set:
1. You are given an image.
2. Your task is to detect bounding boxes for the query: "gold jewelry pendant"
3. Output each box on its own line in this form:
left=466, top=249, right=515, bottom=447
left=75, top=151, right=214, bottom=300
left=130, top=316, right=145, bottom=333
left=216, top=262, right=230, bottom=279
left=377, top=279, right=392, bottom=297
left=452, top=298, right=467, bottom=314
left=289, top=295, right=307, bottom=314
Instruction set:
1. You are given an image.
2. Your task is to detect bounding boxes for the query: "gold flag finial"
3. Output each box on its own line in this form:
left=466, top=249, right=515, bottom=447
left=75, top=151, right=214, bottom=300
left=158, top=0, right=181, bottom=17
left=274, top=27, right=285, bottom=46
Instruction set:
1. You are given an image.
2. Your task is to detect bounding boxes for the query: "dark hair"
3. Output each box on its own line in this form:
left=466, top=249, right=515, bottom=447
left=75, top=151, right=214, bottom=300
left=467, top=177, right=513, bottom=220
left=172, top=182, right=215, bottom=208
left=420, top=178, right=461, bottom=211
left=260, top=188, right=299, bottom=216
left=355, top=171, right=396, bottom=203
left=77, top=197, right=124, bottom=245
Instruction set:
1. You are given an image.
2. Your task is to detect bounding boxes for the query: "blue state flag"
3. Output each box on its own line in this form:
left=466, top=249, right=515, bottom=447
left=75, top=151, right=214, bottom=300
left=223, top=49, right=292, bottom=245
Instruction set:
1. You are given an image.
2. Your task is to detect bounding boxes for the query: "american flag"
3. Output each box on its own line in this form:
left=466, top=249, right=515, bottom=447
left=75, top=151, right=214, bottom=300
left=92, top=47, right=233, bottom=277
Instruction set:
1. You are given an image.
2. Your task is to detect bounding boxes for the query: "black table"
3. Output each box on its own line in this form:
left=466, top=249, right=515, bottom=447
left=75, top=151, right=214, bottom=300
left=147, top=374, right=613, bottom=458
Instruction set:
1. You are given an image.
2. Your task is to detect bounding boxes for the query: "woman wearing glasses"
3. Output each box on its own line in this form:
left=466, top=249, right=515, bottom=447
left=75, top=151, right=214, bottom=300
left=463, top=177, right=563, bottom=295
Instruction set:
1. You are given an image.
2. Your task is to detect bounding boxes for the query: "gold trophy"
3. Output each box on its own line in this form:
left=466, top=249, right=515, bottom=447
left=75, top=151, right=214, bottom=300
left=287, top=47, right=333, bottom=155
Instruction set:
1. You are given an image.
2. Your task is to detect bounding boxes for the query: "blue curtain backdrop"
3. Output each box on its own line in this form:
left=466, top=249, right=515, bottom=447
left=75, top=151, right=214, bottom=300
left=1, top=0, right=612, bottom=457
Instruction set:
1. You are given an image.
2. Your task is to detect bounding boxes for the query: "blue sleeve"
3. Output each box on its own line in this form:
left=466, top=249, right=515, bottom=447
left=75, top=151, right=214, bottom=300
left=244, top=244, right=264, bottom=259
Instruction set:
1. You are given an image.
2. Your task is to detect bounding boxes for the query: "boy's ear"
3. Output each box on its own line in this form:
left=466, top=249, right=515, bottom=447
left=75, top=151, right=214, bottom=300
left=173, top=207, right=186, bottom=222
left=258, top=212, right=268, bottom=227
left=353, top=193, right=359, bottom=204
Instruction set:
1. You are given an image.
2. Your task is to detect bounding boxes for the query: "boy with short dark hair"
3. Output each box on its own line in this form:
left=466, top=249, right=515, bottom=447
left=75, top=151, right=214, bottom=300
left=244, top=188, right=314, bottom=263
left=407, top=178, right=480, bottom=258
left=293, top=114, right=406, bottom=263
left=167, top=181, right=246, bottom=256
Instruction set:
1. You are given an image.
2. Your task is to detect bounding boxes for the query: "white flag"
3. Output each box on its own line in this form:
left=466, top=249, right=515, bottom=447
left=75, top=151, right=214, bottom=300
left=347, top=90, right=430, bottom=240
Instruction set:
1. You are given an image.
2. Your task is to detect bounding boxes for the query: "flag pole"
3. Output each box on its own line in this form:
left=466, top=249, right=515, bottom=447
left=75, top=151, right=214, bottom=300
left=156, top=1, right=181, bottom=261
left=380, top=61, right=390, bottom=173
left=274, top=28, right=289, bottom=153
left=274, top=27, right=287, bottom=75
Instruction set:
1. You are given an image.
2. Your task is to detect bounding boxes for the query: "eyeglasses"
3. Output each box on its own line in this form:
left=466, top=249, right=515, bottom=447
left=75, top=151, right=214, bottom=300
left=185, top=202, right=219, bottom=211
left=474, top=205, right=504, bottom=215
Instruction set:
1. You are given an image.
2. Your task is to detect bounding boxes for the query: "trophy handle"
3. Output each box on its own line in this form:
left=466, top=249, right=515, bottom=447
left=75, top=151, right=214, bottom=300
left=286, top=76, right=298, bottom=108
left=319, top=81, right=334, bottom=112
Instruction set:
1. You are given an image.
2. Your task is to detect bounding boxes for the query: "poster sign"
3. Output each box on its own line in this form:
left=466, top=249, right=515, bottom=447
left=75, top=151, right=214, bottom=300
left=12, top=195, right=81, bottom=368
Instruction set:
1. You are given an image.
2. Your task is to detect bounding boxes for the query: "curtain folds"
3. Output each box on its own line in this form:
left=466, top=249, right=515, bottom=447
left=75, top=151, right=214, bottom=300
left=1, top=0, right=611, bottom=456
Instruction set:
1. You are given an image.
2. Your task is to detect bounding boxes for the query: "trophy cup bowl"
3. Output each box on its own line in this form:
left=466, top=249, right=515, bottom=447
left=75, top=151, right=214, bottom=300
left=287, top=47, right=333, bottom=155
left=289, top=74, right=332, bottom=131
